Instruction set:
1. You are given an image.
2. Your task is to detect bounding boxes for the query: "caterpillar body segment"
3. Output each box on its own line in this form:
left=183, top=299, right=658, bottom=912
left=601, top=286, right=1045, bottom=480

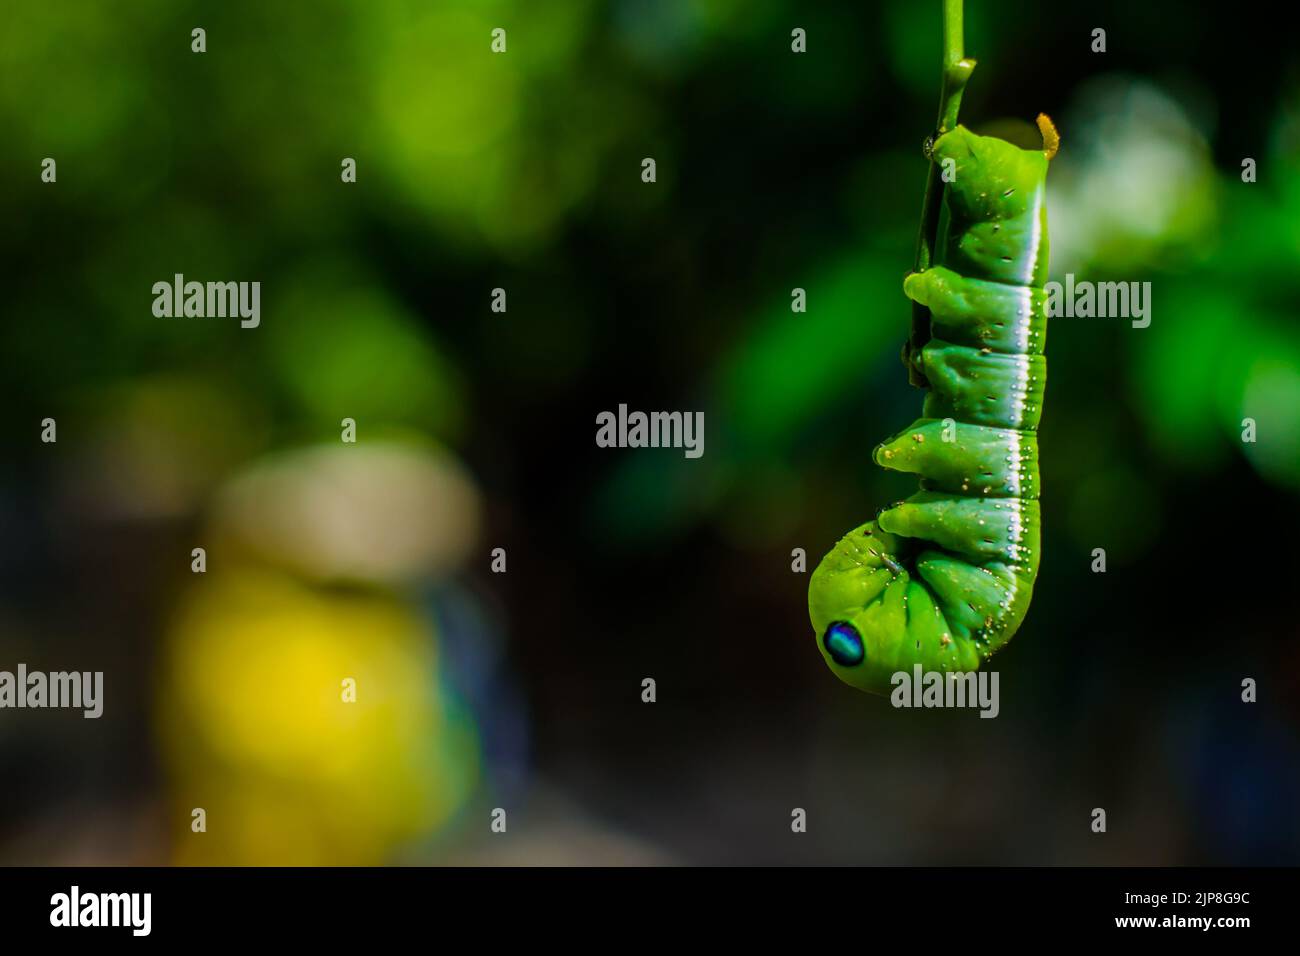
left=874, top=418, right=1040, bottom=499
left=809, top=124, right=1053, bottom=695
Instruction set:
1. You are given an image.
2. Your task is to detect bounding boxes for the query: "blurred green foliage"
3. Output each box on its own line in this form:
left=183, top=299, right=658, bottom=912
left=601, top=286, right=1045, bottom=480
left=3, top=0, right=1296, bottom=629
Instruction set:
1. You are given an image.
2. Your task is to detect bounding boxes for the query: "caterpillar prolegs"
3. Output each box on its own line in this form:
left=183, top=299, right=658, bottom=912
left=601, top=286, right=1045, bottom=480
left=809, top=121, right=1056, bottom=695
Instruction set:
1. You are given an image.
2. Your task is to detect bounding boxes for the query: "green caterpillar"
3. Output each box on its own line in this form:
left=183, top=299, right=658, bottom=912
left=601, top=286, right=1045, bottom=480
left=809, top=118, right=1057, bottom=695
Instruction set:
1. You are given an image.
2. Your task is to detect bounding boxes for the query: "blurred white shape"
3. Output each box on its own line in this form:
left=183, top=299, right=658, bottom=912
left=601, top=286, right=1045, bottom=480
left=1047, top=75, right=1218, bottom=275
left=210, top=440, right=481, bottom=584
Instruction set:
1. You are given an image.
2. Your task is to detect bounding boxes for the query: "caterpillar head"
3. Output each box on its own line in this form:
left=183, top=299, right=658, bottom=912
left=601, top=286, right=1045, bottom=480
left=808, top=521, right=911, bottom=695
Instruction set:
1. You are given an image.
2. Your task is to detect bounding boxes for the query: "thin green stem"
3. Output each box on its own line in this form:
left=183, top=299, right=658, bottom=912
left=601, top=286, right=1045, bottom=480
left=906, top=0, right=975, bottom=387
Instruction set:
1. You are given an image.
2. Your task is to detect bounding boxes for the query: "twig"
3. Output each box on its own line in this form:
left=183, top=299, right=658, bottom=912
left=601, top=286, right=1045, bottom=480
left=906, top=0, right=976, bottom=387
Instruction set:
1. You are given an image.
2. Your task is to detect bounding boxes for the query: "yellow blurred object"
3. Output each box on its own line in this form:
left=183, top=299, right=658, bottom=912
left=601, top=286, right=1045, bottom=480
left=159, top=569, right=479, bottom=865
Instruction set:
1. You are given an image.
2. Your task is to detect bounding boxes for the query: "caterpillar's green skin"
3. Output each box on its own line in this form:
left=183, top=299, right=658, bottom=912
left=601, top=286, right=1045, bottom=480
left=809, top=125, right=1051, bottom=695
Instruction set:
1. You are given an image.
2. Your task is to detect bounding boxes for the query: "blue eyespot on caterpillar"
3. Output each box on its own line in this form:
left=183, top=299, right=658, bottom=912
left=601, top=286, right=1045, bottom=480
left=809, top=120, right=1057, bottom=695
left=822, top=620, right=865, bottom=667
